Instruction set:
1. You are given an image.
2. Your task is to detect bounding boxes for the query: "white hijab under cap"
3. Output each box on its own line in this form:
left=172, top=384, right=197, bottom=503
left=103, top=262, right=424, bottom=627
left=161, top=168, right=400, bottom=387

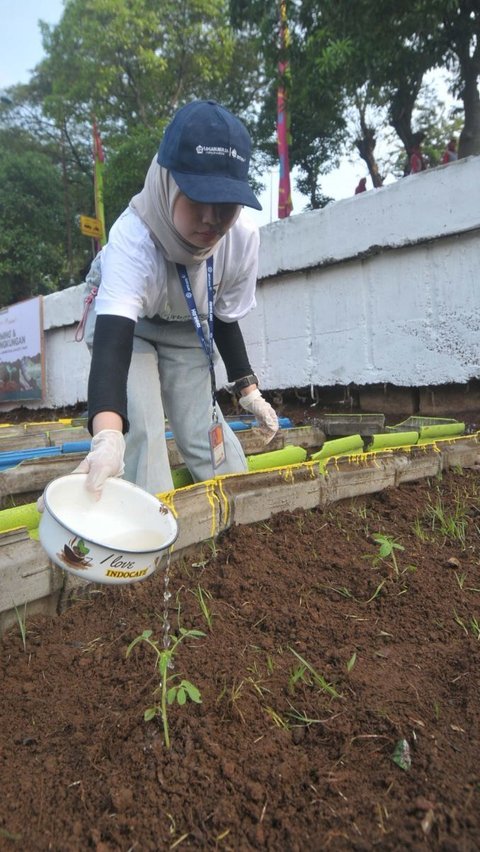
left=129, top=156, right=235, bottom=266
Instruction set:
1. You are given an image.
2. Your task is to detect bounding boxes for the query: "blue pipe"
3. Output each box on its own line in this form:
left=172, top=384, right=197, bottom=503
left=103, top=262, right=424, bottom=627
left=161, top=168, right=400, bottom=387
left=0, top=418, right=295, bottom=471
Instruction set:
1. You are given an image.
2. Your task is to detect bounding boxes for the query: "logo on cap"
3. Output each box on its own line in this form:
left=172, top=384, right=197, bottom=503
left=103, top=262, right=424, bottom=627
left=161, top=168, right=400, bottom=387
left=194, top=144, right=245, bottom=162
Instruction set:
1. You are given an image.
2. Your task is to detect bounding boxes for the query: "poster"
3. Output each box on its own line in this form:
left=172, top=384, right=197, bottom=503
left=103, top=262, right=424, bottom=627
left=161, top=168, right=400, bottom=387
left=0, top=297, right=44, bottom=402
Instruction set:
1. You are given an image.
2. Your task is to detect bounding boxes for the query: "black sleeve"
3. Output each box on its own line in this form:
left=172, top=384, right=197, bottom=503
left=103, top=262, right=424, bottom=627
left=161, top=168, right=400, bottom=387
left=213, top=316, right=253, bottom=382
left=87, top=314, right=135, bottom=435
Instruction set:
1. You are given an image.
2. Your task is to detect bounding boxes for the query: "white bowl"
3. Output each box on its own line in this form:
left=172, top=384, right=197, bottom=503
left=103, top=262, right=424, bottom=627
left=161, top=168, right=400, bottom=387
left=39, top=474, right=178, bottom=585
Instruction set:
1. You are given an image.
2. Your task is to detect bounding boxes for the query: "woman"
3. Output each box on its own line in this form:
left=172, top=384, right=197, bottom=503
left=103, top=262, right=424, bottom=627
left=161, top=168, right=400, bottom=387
left=79, top=100, right=279, bottom=498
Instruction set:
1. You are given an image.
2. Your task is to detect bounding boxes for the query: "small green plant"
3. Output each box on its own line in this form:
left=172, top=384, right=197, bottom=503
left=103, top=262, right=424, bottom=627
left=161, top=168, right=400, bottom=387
left=192, top=585, right=213, bottom=630
left=426, top=493, right=468, bottom=548
left=264, top=706, right=289, bottom=729
left=126, top=626, right=205, bottom=748
left=288, top=648, right=342, bottom=699
left=12, top=602, right=27, bottom=652
left=346, top=651, right=357, bottom=672
left=453, top=610, right=468, bottom=636
left=286, top=703, right=326, bottom=726
left=412, top=516, right=428, bottom=542
left=371, top=533, right=405, bottom=575
left=470, top=615, right=480, bottom=640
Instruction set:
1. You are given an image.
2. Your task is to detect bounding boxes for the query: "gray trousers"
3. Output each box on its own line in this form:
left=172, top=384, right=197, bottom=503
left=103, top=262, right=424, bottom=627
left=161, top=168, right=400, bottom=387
left=86, top=312, right=247, bottom=494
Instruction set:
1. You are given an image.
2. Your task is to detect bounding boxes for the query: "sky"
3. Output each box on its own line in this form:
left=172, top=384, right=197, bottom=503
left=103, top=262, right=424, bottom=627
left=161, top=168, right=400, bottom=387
left=0, top=0, right=444, bottom=227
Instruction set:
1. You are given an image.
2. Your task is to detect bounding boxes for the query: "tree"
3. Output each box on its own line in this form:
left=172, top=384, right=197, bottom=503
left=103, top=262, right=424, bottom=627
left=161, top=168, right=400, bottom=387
left=1, top=0, right=263, bottom=298
left=36, top=0, right=264, bottom=224
left=230, top=0, right=346, bottom=209
left=0, top=138, right=67, bottom=306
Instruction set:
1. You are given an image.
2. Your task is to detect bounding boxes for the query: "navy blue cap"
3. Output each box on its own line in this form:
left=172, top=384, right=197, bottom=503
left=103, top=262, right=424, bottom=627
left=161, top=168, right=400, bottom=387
left=157, top=100, right=262, bottom=210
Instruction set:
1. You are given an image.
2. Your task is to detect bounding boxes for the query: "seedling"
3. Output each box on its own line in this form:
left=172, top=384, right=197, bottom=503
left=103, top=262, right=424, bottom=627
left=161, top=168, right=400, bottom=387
left=371, top=533, right=405, bottom=575
left=412, top=516, right=428, bottom=542
left=288, top=648, right=342, bottom=699
left=470, top=615, right=480, bottom=640
left=126, top=626, right=205, bottom=748
left=264, top=706, right=289, bottom=729
left=453, top=610, right=468, bottom=636
left=286, top=703, right=326, bottom=726
left=12, top=602, right=27, bottom=652
left=346, top=651, right=357, bottom=672
left=426, top=493, right=468, bottom=548
left=192, top=585, right=213, bottom=630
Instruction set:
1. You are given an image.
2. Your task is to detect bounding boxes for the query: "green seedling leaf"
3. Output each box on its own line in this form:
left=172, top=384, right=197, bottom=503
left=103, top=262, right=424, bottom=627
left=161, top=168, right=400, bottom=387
left=182, top=681, right=202, bottom=703
left=144, top=706, right=157, bottom=722
left=391, top=738, right=411, bottom=770
left=177, top=687, right=187, bottom=706
left=346, top=652, right=357, bottom=672
left=167, top=687, right=177, bottom=705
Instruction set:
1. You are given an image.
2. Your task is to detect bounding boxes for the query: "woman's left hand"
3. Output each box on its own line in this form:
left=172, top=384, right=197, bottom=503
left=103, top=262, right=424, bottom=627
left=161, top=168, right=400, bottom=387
left=239, top=389, right=279, bottom=444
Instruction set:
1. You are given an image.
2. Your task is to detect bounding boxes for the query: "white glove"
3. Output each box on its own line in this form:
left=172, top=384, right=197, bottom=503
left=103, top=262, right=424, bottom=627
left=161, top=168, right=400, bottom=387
left=72, top=429, right=126, bottom=500
left=36, top=429, right=125, bottom=512
left=239, top=389, right=279, bottom=445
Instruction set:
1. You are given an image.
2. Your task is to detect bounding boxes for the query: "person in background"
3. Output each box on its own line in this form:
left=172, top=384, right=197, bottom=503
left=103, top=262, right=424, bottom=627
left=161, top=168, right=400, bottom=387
left=408, top=138, right=426, bottom=174
left=77, top=100, right=279, bottom=499
left=441, top=139, right=458, bottom=164
left=354, top=177, right=367, bottom=195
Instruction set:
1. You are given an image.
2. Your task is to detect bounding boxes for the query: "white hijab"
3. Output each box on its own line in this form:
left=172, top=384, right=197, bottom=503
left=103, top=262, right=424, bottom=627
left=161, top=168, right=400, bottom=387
left=129, top=156, right=224, bottom=266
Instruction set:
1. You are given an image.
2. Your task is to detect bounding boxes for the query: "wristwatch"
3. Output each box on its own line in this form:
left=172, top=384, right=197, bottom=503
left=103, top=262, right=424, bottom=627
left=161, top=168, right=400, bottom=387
left=232, top=373, right=259, bottom=393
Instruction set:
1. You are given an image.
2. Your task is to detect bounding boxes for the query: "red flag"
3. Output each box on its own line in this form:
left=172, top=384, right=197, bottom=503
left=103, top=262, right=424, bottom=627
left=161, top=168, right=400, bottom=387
left=277, top=1, right=293, bottom=219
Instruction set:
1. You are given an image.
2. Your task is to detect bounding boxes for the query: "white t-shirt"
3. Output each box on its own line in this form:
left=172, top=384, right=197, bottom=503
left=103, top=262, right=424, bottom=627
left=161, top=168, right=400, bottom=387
left=94, top=208, right=259, bottom=324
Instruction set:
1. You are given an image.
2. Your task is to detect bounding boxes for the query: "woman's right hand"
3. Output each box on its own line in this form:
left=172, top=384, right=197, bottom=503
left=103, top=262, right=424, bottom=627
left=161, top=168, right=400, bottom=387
left=72, top=429, right=125, bottom=499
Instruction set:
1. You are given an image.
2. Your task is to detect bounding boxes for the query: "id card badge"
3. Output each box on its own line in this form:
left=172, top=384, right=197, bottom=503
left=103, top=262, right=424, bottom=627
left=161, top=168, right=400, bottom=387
left=208, top=421, right=226, bottom=469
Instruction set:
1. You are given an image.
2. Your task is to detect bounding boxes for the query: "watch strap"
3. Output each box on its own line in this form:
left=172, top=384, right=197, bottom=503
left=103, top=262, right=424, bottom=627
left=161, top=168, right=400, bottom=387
left=232, top=373, right=259, bottom=393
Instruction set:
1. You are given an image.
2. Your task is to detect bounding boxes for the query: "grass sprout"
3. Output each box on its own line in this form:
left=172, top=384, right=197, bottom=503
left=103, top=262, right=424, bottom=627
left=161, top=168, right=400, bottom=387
left=346, top=651, right=357, bottom=672
left=13, top=602, right=27, bottom=652
left=288, top=648, right=342, bottom=699
left=426, top=493, right=468, bottom=548
left=192, top=585, right=213, bottom=630
left=264, top=706, right=289, bottom=729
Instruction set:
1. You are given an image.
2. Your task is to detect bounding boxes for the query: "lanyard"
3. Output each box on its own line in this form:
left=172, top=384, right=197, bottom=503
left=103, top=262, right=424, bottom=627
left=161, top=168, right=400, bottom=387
left=176, top=256, right=217, bottom=418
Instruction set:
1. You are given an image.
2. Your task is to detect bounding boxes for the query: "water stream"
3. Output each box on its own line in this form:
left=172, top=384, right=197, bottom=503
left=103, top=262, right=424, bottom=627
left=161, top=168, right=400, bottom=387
left=159, top=548, right=174, bottom=668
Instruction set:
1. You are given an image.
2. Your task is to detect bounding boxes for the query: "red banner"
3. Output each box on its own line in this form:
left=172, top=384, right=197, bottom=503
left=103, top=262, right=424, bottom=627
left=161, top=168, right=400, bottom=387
left=277, top=2, right=293, bottom=219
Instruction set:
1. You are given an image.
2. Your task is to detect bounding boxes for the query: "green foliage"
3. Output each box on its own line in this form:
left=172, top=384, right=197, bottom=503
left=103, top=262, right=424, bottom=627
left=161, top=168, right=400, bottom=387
left=0, top=143, right=65, bottom=305
left=38, top=0, right=261, bottom=139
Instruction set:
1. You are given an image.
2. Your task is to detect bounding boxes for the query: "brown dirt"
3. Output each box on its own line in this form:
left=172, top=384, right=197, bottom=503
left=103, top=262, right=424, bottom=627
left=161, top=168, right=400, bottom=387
left=1, top=466, right=480, bottom=851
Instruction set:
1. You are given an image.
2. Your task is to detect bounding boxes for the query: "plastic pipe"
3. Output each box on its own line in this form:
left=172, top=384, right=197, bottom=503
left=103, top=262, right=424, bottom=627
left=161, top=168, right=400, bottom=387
left=311, top=434, right=364, bottom=461
left=247, top=446, right=307, bottom=472
left=366, top=431, right=419, bottom=451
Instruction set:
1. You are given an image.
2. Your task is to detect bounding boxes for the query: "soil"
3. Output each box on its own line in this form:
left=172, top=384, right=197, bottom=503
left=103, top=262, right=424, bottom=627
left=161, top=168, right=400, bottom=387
left=1, top=465, right=480, bottom=851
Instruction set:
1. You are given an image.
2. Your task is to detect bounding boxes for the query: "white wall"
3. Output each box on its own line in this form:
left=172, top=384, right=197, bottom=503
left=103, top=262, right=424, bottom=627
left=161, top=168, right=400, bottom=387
left=2, top=155, right=479, bottom=413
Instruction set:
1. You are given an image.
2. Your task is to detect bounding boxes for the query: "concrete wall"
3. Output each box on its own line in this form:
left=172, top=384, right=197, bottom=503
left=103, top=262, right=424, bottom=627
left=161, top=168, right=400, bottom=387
left=1, top=155, right=479, bottom=414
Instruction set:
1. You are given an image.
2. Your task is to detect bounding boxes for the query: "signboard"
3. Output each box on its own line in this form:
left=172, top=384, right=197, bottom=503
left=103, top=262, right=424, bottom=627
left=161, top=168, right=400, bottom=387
left=80, top=215, right=103, bottom=239
left=0, top=297, right=44, bottom=402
